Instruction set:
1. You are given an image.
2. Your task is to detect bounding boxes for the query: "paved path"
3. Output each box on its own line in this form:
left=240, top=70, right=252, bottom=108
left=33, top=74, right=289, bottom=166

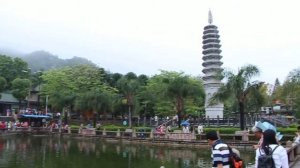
left=292, top=158, right=300, bottom=168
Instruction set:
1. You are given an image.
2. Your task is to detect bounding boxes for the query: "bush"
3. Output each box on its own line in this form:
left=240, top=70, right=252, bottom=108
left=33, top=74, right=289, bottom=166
left=70, top=125, right=80, bottom=129
left=102, top=125, right=123, bottom=131
left=277, top=127, right=297, bottom=135
left=134, top=127, right=152, bottom=132
left=101, top=125, right=153, bottom=132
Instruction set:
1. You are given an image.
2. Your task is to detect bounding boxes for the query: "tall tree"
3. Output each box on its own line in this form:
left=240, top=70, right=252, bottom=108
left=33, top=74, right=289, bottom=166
left=245, top=83, right=268, bottom=113
left=275, top=68, right=300, bottom=118
left=116, top=72, right=141, bottom=127
left=271, top=78, right=281, bottom=100
left=210, top=64, right=263, bottom=130
left=75, top=89, right=116, bottom=125
left=11, top=78, right=31, bottom=108
left=144, top=71, right=205, bottom=127
left=0, top=55, right=30, bottom=89
left=164, top=72, right=205, bottom=127
left=273, top=78, right=281, bottom=92
left=41, top=64, right=114, bottom=122
left=0, top=77, right=7, bottom=98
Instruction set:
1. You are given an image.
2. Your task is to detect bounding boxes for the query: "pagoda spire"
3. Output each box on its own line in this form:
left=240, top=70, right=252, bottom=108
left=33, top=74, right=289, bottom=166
left=208, top=10, right=213, bottom=24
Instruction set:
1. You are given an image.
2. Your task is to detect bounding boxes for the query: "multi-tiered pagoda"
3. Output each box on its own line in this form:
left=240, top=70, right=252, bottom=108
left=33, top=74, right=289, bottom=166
left=202, top=10, right=224, bottom=118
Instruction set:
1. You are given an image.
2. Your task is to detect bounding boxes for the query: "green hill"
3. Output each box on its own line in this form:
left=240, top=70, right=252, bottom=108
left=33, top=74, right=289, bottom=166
left=22, top=50, right=95, bottom=72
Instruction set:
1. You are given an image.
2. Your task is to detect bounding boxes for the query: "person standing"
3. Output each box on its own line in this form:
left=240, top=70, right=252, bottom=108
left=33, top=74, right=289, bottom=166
left=255, top=129, right=288, bottom=168
left=293, top=126, right=300, bottom=145
left=252, top=126, right=263, bottom=149
left=206, top=130, right=230, bottom=168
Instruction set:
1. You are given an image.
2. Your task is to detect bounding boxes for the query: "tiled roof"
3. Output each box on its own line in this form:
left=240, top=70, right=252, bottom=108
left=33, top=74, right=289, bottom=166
left=0, top=92, right=19, bottom=103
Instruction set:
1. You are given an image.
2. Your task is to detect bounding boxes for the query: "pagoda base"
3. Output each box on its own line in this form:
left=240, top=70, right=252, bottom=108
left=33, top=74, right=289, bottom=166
left=205, top=105, right=224, bottom=118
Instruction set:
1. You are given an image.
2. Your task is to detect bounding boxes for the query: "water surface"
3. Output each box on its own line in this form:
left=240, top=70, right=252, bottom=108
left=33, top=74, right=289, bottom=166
left=0, top=135, right=255, bottom=168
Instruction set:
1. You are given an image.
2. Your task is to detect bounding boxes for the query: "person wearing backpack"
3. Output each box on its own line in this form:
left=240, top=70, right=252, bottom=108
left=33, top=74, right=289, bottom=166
left=206, top=130, right=231, bottom=168
left=255, top=129, right=289, bottom=168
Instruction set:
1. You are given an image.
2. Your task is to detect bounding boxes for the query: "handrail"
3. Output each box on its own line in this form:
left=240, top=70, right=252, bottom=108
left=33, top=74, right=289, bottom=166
left=286, top=144, right=300, bottom=168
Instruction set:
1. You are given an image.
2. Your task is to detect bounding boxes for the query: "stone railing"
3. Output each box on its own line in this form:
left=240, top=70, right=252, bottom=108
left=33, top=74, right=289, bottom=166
left=286, top=143, right=300, bottom=167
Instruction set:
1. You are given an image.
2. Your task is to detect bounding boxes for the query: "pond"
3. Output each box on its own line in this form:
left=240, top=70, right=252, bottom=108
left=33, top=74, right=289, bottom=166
left=0, top=135, right=256, bottom=168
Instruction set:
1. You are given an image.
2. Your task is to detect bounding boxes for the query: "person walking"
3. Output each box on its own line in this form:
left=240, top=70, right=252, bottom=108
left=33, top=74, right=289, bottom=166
left=206, top=130, right=230, bottom=168
left=255, top=129, right=288, bottom=168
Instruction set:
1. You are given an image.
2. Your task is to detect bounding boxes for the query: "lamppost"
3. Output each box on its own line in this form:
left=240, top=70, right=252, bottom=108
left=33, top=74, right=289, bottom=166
left=45, top=95, right=48, bottom=115
left=22, top=68, right=31, bottom=110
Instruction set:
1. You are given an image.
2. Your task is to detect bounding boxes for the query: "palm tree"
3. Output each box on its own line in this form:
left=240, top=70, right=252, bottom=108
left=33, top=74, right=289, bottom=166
left=165, top=75, right=205, bottom=127
left=116, top=73, right=141, bottom=128
left=210, top=64, right=264, bottom=130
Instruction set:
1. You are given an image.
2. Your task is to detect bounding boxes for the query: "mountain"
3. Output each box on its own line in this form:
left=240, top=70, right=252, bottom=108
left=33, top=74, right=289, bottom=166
left=21, top=50, right=95, bottom=72
left=0, top=48, right=97, bottom=72
left=0, top=48, right=25, bottom=58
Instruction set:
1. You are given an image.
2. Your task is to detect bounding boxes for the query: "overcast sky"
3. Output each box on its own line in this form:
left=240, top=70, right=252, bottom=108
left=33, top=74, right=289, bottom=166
left=0, top=0, right=299, bottom=85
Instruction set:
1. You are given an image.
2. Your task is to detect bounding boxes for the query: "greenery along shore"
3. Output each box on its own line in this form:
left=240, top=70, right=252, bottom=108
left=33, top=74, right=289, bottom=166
left=70, top=124, right=298, bottom=142
left=1, top=53, right=300, bottom=130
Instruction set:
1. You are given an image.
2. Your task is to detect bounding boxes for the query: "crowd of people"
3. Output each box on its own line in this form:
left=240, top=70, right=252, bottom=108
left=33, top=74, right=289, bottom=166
left=0, top=120, right=29, bottom=129
left=205, top=121, right=297, bottom=168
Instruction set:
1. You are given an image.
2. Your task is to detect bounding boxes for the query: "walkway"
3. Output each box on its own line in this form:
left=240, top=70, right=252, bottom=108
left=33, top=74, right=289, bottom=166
left=292, top=161, right=300, bottom=168
left=287, top=144, right=300, bottom=168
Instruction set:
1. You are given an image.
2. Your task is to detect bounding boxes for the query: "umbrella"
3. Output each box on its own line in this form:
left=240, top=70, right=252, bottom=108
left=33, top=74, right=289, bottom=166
left=180, top=120, right=190, bottom=126
left=254, top=121, right=283, bottom=141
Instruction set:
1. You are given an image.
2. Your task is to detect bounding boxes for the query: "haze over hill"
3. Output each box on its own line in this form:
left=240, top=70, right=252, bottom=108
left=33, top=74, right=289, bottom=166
left=0, top=49, right=95, bottom=72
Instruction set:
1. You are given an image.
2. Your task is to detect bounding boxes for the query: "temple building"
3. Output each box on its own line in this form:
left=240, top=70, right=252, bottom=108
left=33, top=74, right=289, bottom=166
left=202, top=10, right=224, bottom=118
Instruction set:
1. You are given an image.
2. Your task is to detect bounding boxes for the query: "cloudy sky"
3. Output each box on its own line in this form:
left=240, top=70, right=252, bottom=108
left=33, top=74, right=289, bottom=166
left=0, top=0, right=299, bottom=85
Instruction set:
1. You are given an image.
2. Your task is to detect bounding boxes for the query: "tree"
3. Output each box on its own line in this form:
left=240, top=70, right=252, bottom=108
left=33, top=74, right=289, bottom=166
left=164, top=72, right=205, bottom=127
left=144, top=71, right=205, bottom=127
left=41, top=64, right=115, bottom=123
left=75, top=89, right=116, bottom=125
left=11, top=78, right=31, bottom=108
left=0, top=55, right=30, bottom=89
left=275, top=68, right=300, bottom=118
left=245, top=83, right=268, bottom=113
left=272, top=78, right=281, bottom=95
left=116, top=72, right=141, bottom=127
left=210, top=64, right=264, bottom=130
left=0, top=77, right=7, bottom=98
left=104, top=72, right=123, bottom=88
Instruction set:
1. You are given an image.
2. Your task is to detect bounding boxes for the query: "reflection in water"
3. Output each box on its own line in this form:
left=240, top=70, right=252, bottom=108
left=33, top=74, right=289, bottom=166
left=0, top=135, right=255, bottom=168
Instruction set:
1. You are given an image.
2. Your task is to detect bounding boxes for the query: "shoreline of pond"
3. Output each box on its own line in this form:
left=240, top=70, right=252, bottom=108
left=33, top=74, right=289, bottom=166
left=0, top=127, right=257, bottom=151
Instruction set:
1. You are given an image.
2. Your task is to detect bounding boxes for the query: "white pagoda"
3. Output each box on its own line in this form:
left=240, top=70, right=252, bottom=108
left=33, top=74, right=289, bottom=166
left=202, top=10, right=224, bottom=118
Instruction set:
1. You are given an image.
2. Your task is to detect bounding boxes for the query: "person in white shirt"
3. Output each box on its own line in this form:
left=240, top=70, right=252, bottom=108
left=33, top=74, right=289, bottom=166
left=293, top=126, right=300, bottom=145
left=255, top=129, right=289, bottom=168
left=197, top=125, right=204, bottom=134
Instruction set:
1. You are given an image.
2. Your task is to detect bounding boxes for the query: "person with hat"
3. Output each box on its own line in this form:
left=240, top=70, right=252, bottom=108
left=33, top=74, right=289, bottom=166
left=252, top=121, right=283, bottom=149
left=206, top=130, right=231, bottom=168
left=252, top=125, right=263, bottom=149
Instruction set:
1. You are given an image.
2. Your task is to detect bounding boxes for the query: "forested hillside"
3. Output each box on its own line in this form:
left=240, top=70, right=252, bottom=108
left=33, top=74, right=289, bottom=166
left=0, top=49, right=95, bottom=72
left=21, top=50, right=95, bottom=72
